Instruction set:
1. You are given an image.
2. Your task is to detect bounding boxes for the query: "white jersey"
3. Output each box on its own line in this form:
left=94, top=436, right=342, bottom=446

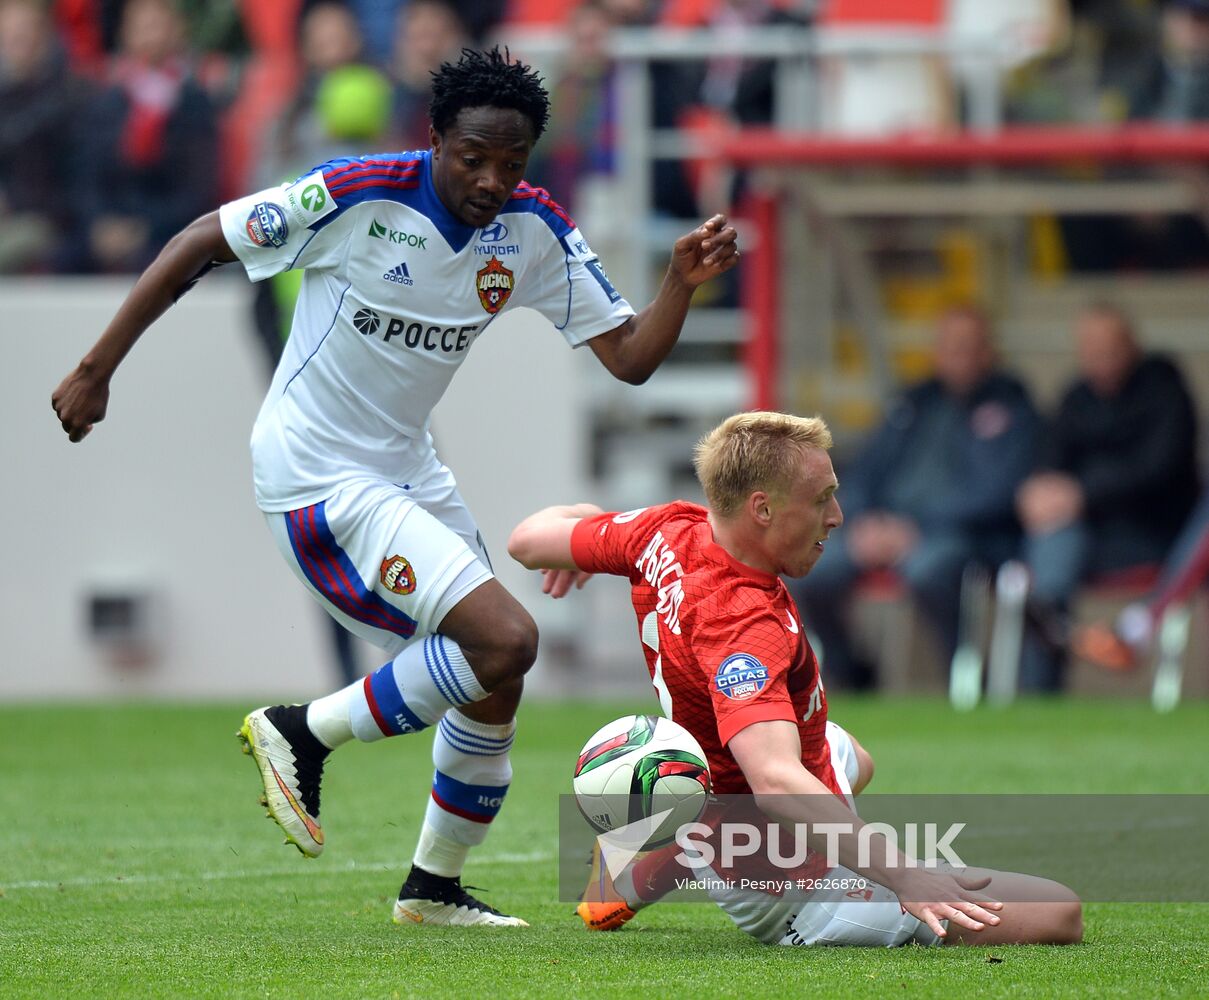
left=218, top=150, right=635, bottom=512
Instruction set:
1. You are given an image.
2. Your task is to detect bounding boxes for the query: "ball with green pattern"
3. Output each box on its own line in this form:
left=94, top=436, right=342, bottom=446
left=573, top=715, right=711, bottom=848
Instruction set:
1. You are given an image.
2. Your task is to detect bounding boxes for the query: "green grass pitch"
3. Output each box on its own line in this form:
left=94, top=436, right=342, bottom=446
left=2, top=698, right=1207, bottom=999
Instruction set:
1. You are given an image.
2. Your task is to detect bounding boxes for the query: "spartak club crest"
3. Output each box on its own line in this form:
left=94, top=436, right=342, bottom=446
left=476, top=255, right=514, bottom=314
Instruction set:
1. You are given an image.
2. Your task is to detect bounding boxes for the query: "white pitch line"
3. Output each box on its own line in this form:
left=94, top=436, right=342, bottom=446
left=0, top=850, right=553, bottom=893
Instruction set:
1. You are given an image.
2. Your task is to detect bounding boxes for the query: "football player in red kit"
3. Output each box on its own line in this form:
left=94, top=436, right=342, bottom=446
left=508, top=411, right=1082, bottom=948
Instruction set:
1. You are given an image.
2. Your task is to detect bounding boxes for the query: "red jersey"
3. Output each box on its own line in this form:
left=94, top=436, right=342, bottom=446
left=571, top=501, right=840, bottom=797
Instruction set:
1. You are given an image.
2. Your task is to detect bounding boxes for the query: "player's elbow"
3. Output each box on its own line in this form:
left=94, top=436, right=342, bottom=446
left=613, top=362, right=653, bottom=386
left=747, top=766, right=807, bottom=809
left=598, top=351, right=653, bottom=385
left=592, top=321, right=655, bottom=385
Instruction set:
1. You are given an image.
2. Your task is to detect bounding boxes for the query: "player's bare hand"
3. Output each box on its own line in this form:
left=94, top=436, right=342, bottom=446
left=895, top=869, right=1003, bottom=939
left=51, top=365, right=110, bottom=442
left=669, top=214, right=740, bottom=288
left=541, top=567, right=593, bottom=599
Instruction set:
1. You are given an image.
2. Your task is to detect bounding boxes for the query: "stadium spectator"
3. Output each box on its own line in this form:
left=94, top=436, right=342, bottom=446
left=173, top=0, right=251, bottom=112
left=72, top=0, right=218, bottom=272
left=586, top=0, right=702, bottom=219
left=1129, top=0, right=1209, bottom=121
left=1016, top=301, right=1199, bottom=690
left=789, top=306, right=1038, bottom=690
left=508, top=410, right=1082, bottom=949
left=1111, top=0, right=1209, bottom=270
left=334, top=0, right=405, bottom=65
left=684, top=0, right=810, bottom=127
left=448, top=0, right=504, bottom=39
left=52, top=47, right=739, bottom=928
left=0, top=0, right=84, bottom=273
left=524, top=0, right=617, bottom=211
left=262, top=1, right=366, bottom=186
left=388, top=0, right=469, bottom=152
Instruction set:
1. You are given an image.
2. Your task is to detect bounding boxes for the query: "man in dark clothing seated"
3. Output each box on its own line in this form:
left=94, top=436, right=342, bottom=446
left=790, top=306, right=1039, bottom=689
left=1016, top=302, right=1199, bottom=691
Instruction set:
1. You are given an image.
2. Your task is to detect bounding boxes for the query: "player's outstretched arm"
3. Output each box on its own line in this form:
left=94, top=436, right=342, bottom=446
left=729, top=720, right=1003, bottom=941
left=507, top=503, right=604, bottom=598
left=51, top=212, right=237, bottom=442
left=588, top=214, right=739, bottom=385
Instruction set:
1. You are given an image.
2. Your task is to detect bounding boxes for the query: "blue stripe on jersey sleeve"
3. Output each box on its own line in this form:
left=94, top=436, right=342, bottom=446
left=301, top=149, right=478, bottom=252
left=303, top=151, right=426, bottom=234
left=292, top=149, right=427, bottom=189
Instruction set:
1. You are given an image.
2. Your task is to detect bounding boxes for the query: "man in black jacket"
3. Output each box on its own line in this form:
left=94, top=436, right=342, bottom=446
left=1016, top=302, right=1199, bottom=690
left=790, top=306, right=1039, bottom=689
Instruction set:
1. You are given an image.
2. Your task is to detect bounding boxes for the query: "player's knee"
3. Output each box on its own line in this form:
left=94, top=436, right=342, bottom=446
left=489, top=676, right=525, bottom=714
left=1027, top=888, right=1082, bottom=945
left=502, top=614, right=539, bottom=675
left=475, top=613, right=538, bottom=688
left=1049, top=895, right=1083, bottom=944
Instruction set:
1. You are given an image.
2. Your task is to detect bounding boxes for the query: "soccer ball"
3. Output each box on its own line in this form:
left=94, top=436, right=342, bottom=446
left=572, top=714, right=712, bottom=849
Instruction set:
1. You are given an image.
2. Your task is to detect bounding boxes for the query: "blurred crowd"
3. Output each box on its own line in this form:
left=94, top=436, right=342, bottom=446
left=6, top=0, right=1209, bottom=274
left=788, top=300, right=1207, bottom=694
left=5, top=0, right=1207, bottom=692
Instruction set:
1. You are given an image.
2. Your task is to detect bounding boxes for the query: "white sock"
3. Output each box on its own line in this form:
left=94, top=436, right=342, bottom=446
left=411, top=823, right=471, bottom=879
left=306, top=681, right=359, bottom=750
left=341, top=634, right=486, bottom=742
left=413, top=709, right=515, bottom=877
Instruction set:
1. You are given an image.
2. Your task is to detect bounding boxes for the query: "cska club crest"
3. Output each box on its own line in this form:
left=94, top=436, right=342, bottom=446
left=379, top=555, right=416, bottom=595
left=476, top=256, right=514, bottom=314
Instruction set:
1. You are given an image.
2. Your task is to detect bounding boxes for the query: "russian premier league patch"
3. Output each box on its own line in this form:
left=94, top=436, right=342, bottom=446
left=476, top=256, right=514, bottom=313
left=715, top=653, right=768, bottom=701
left=246, top=202, right=289, bottom=248
left=380, top=555, right=416, bottom=595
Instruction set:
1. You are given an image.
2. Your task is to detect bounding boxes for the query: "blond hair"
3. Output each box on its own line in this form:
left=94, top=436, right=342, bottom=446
left=693, top=411, right=832, bottom=518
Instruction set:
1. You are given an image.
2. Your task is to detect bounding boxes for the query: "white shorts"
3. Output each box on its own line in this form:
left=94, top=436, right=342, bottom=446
left=697, top=721, right=942, bottom=948
left=776, top=865, right=941, bottom=948
left=266, top=464, right=493, bottom=656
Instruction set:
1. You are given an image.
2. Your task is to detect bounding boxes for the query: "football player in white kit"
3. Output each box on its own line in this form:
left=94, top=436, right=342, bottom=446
left=51, top=48, right=740, bottom=926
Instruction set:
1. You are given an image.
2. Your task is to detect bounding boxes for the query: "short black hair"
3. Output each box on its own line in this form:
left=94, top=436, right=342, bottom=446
left=429, top=46, right=550, bottom=139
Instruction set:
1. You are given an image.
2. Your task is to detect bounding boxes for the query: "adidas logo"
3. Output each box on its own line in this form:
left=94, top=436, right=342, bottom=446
left=382, top=261, right=414, bottom=286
